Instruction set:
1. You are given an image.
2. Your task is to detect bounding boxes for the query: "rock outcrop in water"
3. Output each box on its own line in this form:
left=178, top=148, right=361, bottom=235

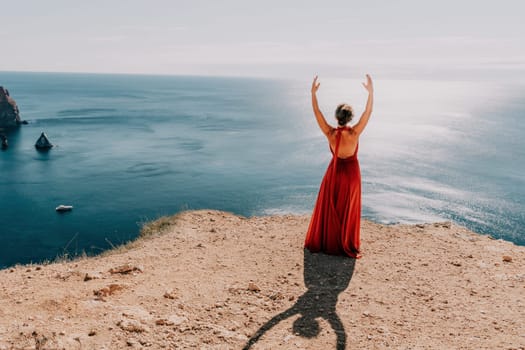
left=0, top=133, right=7, bottom=149
left=35, top=132, right=53, bottom=150
left=0, top=87, right=23, bottom=129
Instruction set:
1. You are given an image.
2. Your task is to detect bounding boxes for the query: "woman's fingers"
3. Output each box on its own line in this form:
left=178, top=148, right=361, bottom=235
left=312, top=75, right=320, bottom=92
left=363, top=74, right=373, bottom=91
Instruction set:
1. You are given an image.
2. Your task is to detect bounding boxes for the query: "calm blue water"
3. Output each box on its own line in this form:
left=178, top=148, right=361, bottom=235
left=1, top=72, right=524, bottom=267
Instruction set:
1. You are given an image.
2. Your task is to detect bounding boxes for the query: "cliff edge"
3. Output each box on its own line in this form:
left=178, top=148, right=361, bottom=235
left=0, top=210, right=523, bottom=349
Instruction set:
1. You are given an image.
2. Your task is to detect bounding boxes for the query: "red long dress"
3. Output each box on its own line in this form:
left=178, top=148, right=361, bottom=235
left=304, top=127, right=362, bottom=258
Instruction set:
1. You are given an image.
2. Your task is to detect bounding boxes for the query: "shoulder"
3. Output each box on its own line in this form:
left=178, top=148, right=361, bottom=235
left=343, top=126, right=357, bottom=136
left=325, top=126, right=336, bottom=137
left=333, top=126, right=356, bottom=135
left=341, top=127, right=359, bottom=142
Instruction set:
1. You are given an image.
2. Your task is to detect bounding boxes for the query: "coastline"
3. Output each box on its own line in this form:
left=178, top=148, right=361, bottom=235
left=0, top=210, right=523, bottom=349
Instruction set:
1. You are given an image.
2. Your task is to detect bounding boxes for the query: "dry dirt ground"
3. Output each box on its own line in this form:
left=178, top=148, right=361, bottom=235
left=0, top=210, right=524, bottom=349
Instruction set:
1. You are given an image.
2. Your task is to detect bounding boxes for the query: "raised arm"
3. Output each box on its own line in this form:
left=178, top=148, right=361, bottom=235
left=353, top=74, right=374, bottom=136
left=311, top=76, right=333, bottom=136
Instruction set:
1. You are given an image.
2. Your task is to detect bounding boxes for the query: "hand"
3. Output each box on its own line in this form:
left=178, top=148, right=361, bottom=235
left=362, top=74, right=373, bottom=93
left=311, top=75, right=320, bottom=94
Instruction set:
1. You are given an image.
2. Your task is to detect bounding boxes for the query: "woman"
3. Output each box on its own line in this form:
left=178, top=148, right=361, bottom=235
left=304, top=74, right=374, bottom=258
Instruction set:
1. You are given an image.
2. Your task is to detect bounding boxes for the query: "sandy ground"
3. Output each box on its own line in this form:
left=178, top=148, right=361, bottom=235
left=0, top=210, right=524, bottom=350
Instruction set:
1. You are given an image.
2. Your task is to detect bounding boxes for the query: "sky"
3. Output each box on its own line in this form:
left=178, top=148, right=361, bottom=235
left=0, top=0, right=524, bottom=79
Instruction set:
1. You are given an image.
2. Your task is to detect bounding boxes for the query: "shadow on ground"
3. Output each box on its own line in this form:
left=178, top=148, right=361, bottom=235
left=243, top=249, right=356, bottom=349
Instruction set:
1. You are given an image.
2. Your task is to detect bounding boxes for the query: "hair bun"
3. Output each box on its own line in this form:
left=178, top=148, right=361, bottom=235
left=335, top=103, right=354, bottom=126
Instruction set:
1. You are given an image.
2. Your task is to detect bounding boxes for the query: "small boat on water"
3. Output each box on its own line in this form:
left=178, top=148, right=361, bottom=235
left=56, top=205, right=73, bottom=212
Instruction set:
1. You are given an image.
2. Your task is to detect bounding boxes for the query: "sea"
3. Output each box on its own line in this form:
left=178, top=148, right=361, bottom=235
left=1, top=71, right=524, bottom=268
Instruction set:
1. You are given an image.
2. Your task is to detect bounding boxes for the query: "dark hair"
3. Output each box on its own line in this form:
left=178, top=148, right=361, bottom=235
left=335, top=103, right=353, bottom=126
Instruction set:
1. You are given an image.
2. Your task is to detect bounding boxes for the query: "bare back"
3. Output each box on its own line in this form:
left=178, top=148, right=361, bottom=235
left=328, top=128, right=358, bottom=159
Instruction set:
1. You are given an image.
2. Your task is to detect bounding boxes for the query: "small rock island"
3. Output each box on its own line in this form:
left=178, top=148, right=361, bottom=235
left=35, top=132, right=53, bottom=150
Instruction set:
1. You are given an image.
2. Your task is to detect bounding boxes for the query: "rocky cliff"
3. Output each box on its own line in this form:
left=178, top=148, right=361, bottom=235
left=0, top=210, right=523, bottom=349
left=0, top=86, right=22, bottom=128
